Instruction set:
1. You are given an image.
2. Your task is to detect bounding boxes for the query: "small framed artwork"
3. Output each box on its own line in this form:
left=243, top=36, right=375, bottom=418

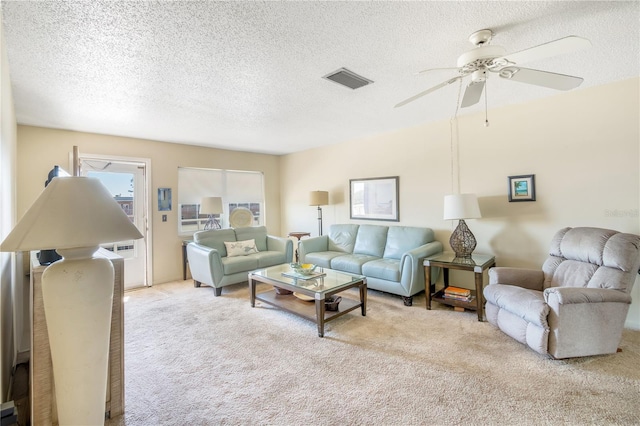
left=158, top=188, right=172, bottom=211
left=349, top=176, right=399, bottom=221
left=508, top=174, right=536, bottom=202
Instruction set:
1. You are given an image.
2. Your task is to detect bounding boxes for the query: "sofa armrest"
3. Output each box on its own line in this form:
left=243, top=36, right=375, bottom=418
left=401, top=241, right=444, bottom=271
left=298, top=236, right=329, bottom=262
left=544, top=287, right=632, bottom=305
left=186, top=242, right=224, bottom=286
left=488, top=267, right=544, bottom=291
left=399, top=241, right=444, bottom=295
left=266, top=235, right=294, bottom=262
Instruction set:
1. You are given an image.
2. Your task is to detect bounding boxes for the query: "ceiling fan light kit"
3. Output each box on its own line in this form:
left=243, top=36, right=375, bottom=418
left=395, top=29, right=592, bottom=113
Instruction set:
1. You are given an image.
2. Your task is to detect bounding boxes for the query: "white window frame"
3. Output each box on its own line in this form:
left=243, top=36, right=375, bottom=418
left=178, top=167, right=264, bottom=235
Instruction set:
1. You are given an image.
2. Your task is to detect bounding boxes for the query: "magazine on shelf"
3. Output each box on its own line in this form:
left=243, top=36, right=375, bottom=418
left=444, top=286, right=471, bottom=297
left=442, top=293, right=475, bottom=302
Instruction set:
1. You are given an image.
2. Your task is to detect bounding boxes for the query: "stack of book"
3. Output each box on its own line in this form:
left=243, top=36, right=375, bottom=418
left=443, top=286, right=474, bottom=302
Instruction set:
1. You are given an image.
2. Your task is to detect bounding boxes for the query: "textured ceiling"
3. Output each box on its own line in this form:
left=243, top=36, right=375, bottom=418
left=2, top=1, right=639, bottom=155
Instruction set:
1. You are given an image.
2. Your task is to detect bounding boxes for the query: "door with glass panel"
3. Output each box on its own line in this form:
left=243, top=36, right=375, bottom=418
left=80, top=157, right=148, bottom=289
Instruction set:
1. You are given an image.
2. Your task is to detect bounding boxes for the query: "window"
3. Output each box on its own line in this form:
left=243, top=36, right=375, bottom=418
left=178, top=167, right=264, bottom=235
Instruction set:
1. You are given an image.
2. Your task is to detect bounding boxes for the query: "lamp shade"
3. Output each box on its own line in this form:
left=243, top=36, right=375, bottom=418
left=200, top=196, right=223, bottom=214
left=443, top=194, right=481, bottom=221
left=309, top=191, right=329, bottom=206
left=1, top=176, right=143, bottom=252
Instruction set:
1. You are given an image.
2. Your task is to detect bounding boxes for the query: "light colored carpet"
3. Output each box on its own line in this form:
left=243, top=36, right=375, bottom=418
left=106, top=280, right=640, bottom=426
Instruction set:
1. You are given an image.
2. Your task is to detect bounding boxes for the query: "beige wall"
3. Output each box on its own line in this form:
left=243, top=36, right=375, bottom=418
left=9, top=79, right=640, bottom=351
left=280, top=77, right=640, bottom=328
left=15, top=126, right=283, bottom=284
left=0, top=17, right=18, bottom=400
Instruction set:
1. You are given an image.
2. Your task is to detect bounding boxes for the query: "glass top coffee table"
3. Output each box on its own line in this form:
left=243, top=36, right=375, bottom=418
left=249, top=264, right=367, bottom=337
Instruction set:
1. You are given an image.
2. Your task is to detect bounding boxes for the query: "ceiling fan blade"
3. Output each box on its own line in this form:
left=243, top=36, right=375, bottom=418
left=394, top=76, right=462, bottom=108
left=460, top=81, right=485, bottom=108
left=498, top=67, right=584, bottom=90
left=416, top=67, right=460, bottom=75
left=496, top=36, right=591, bottom=66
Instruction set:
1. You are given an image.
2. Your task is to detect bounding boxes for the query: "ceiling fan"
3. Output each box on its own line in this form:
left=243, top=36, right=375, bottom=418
left=395, top=29, right=592, bottom=109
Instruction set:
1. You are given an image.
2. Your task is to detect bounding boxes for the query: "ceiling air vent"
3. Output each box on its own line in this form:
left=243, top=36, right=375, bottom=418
left=322, top=68, right=373, bottom=90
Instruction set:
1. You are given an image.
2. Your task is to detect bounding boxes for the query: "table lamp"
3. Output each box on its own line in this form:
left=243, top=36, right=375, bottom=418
left=200, top=196, right=223, bottom=229
left=0, top=176, right=143, bottom=425
left=443, top=193, right=481, bottom=258
left=309, top=190, right=329, bottom=236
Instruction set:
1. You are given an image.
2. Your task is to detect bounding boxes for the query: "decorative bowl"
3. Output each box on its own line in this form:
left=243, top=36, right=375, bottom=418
left=289, top=262, right=318, bottom=275
left=325, top=296, right=342, bottom=311
left=273, top=286, right=293, bottom=295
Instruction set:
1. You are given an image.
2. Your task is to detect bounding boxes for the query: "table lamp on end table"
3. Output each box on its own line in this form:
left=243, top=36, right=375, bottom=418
left=443, top=193, right=481, bottom=258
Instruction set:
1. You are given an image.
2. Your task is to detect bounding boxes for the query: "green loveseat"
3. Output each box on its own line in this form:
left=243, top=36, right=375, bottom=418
left=187, top=226, right=293, bottom=296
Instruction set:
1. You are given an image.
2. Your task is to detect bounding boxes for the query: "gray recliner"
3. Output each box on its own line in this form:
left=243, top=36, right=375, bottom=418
left=484, top=227, right=640, bottom=359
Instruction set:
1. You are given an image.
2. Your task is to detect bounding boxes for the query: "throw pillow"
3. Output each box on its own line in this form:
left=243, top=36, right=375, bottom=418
left=224, top=239, right=259, bottom=257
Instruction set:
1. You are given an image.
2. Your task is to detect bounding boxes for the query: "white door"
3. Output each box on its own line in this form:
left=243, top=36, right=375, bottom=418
left=80, top=157, right=148, bottom=289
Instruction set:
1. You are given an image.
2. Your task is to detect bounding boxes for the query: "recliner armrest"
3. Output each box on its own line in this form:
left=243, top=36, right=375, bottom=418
left=544, top=287, right=632, bottom=305
left=488, top=267, right=544, bottom=291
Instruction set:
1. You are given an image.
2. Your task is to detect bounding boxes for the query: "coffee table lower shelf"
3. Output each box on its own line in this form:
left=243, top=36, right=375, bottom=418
left=255, top=290, right=363, bottom=336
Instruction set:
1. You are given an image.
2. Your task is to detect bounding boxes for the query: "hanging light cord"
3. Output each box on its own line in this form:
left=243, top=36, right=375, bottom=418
left=449, top=78, right=463, bottom=194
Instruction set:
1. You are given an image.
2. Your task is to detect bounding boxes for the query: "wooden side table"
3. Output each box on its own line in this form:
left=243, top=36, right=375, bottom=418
left=423, top=252, right=496, bottom=321
left=288, top=232, right=310, bottom=263
left=182, top=239, right=193, bottom=281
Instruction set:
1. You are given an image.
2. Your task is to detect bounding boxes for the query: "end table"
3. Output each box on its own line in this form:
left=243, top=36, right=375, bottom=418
left=182, top=239, right=193, bottom=281
left=288, top=232, right=311, bottom=263
left=423, top=253, right=496, bottom=321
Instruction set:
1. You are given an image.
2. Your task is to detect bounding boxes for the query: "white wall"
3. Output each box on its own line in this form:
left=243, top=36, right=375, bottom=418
left=280, top=77, right=640, bottom=328
left=0, top=17, right=18, bottom=401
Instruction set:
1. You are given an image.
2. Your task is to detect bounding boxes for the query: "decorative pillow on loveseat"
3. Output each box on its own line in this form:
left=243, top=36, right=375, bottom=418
left=224, top=239, right=259, bottom=257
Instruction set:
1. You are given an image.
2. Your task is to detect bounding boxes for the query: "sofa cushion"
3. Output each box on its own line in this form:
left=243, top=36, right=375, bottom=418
left=328, top=224, right=360, bottom=253
left=353, top=225, right=388, bottom=257
left=304, top=251, right=346, bottom=269
left=383, top=226, right=433, bottom=260
left=331, top=254, right=379, bottom=274
left=362, top=258, right=401, bottom=282
left=194, top=228, right=237, bottom=257
left=254, top=251, right=286, bottom=268
left=235, top=226, right=268, bottom=252
left=222, top=255, right=258, bottom=275
left=484, top=284, right=549, bottom=328
left=224, top=239, right=258, bottom=257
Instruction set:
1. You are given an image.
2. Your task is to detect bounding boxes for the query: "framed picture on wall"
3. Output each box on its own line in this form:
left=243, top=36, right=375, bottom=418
left=508, top=174, right=536, bottom=202
left=349, top=176, right=399, bottom=221
left=158, top=188, right=172, bottom=211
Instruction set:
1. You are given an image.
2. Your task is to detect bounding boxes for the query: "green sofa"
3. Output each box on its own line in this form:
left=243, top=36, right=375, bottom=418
left=298, top=224, right=442, bottom=306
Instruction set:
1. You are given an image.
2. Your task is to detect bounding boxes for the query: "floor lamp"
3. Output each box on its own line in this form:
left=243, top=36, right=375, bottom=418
left=443, top=193, right=481, bottom=258
left=309, top=191, right=329, bottom=236
left=1, top=176, right=143, bottom=425
left=200, top=196, right=223, bottom=230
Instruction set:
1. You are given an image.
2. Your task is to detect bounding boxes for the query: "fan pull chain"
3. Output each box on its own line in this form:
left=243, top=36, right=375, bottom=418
left=484, top=81, right=490, bottom=127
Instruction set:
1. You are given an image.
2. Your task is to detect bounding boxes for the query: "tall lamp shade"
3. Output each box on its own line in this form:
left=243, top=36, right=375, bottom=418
left=200, top=196, right=223, bottom=229
left=309, top=191, right=329, bottom=236
left=443, top=193, right=481, bottom=258
left=1, top=176, right=143, bottom=425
